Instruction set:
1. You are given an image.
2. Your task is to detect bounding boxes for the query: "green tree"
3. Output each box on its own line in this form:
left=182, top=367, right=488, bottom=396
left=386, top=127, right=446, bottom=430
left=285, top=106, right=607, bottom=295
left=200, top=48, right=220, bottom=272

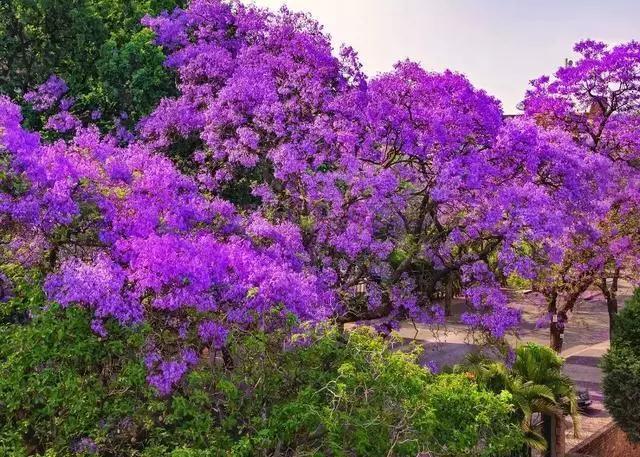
left=0, top=0, right=182, bottom=124
left=602, top=289, right=640, bottom=443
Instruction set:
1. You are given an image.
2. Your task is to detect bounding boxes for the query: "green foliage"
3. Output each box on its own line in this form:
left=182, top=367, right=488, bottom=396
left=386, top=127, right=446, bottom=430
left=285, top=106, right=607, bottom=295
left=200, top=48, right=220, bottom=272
left=603, top=289, right=640, bottom=443
left=0, top=302, right=150, bottom=456
left=512, top=344, right=578, bottom=417
left=456, top=343, right=578, bottom=452
left=259, top=330, right=523, bottom=457
left=0, top=295, right=526, bottom=456
left=506, top=273, right=532, bottom=291
left=84, top=27, right=176, bottom=123
left=0, top=0, right=182, bottom=124
left=0, top=265, right=43, bottom=325
left=610, top=288, right=640, bottom=347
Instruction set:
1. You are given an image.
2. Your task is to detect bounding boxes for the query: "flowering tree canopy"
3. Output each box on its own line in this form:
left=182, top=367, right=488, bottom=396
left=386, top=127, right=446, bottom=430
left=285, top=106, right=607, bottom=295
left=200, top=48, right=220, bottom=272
left=0, top=0, right=621, bottom=392
left=137, top=0, right=603, bottom=337
left=524, top=40, right=640, bottom=349
left=0, top=93, right=333, bottom=392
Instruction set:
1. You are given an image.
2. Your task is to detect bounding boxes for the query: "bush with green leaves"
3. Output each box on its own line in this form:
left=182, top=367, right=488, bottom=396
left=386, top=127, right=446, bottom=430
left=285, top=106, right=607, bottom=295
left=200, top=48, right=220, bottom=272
left=260, top=332, right=524, bottom=457
left=0, top=286, right=525, bottom=456
left=0, top=0, right=182, bottom=125
left=603, top=288, right=640, bottom=443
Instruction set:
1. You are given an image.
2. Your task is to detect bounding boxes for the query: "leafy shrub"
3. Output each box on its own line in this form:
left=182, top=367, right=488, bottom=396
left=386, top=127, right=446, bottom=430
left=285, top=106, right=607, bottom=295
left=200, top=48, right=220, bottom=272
left=603, top=289, right=640, bottom=443
left=0, top=0, right=182, bottom=124
left=260, top=331, right=523, bottom=457
left=0, top=296, right=525, bottom=456
left=0, top=304, right=149, bottom=456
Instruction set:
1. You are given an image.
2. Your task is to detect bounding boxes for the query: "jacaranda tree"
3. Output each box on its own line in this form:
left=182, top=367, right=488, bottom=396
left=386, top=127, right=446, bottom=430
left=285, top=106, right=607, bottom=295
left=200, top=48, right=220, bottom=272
left=0, top=0, right=613, bottom=455
left=138, top=0, right=602, bottom=342
left=0, top=0, right=609, bottom=387
left=524, top=40, right=640, bottom=350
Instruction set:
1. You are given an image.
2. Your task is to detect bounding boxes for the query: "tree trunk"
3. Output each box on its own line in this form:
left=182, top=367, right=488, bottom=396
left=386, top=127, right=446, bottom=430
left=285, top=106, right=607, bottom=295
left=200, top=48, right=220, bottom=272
left=547, top=290, right=565, bottom=353
left=600, top=268, right=620, bottom=339
left=542, top=414, right=555, bottom=457
left=549, top=280, right=592, bottom=353
left=444, top=276, right=453, bottom=317
left=542, top=413, right=566, bottom=457
left=554, top=413, right=566, bottom=457
left=550, top=320, right=564, bottom=353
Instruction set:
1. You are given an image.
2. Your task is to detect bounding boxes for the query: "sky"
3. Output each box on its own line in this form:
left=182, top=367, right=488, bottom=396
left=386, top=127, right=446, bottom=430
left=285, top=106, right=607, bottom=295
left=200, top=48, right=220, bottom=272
left=251, top=0, right=640, bottom=113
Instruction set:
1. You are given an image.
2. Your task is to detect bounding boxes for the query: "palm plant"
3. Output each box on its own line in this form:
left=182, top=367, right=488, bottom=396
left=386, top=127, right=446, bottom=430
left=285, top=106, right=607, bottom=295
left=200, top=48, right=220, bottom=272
left=455, top=343, right=579, bottom=453
left=512, top=343, right=579, bottom=433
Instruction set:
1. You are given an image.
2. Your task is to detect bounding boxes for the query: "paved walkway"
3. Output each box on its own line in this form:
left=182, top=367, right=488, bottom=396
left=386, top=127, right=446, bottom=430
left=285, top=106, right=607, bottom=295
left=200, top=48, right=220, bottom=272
left=562, top=341, right=612, bottom=450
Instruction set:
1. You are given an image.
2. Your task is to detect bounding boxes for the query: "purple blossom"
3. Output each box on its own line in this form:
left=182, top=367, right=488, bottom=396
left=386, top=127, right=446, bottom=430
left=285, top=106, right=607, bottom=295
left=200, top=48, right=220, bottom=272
left=59, top=97, right=75, bottom=111
left=178, top=323, right=189, bottom=339
left=90, top=319, right=108, bottom=338
left=505, top=347, right=516, bottom=368
left=24, top=75, right=68, bottom=111
left=181, top=348, right=199, bottom=366
left=425, top=360, right=440, bottom=375
left=535, top=313, right=553, bottom=329
left=70, top=437, right=98, bottom=454
left=0, top=272, right=13, bottom=303
left=147, top=360, right=188, bottom=396
left=144, top=351, right=162, bottom=369
left=198, top=321, right=228, bottom=349
left=45, top=111, right=80, bottom=132
left=1, top=0, right=634, bottom=398
left=523, top=39, right=640, bottom=331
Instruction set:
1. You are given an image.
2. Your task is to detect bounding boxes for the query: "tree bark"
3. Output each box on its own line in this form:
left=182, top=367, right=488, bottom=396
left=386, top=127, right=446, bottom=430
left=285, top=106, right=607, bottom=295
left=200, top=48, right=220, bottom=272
left=547, top=290, right=565, bottom=353
left=444, top=276, right=453, bottom=317
left=542, top=414, right=555, bottom=457
left=541, top=412, right=566, bottom=457
left=549, top=280, right=592, bottom=353
left=550, top=320, right=564, bottom=353
left=599, top=268, right=620, bottom=339
left=555, top=413, right=566, bottom=457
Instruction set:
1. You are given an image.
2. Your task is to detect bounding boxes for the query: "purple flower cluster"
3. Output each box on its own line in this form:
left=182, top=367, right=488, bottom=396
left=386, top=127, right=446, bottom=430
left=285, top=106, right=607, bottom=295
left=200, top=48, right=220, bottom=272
left=523, top=40, right=640, bottom=323
left=198, top=320, right=228, bottom=349
left=1, top=69, right=334, bottom=395
left=45, top=111, right=81, bottom=133
left=138, top=0, right=591, bottom=338
left=425, top=360, right=440, bottom=375
left=70, top=437, right=98, bottom=454
left=147, top=360, right=189, bottom=396
left=24, top=75, right=68, bottom=111
left=0, top=272, right=13, bottom=303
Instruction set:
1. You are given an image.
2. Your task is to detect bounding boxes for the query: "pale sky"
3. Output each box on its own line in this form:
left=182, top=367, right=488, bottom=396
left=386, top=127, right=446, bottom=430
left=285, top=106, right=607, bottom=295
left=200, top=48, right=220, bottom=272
left=251, top=0, right=640, bottom=114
